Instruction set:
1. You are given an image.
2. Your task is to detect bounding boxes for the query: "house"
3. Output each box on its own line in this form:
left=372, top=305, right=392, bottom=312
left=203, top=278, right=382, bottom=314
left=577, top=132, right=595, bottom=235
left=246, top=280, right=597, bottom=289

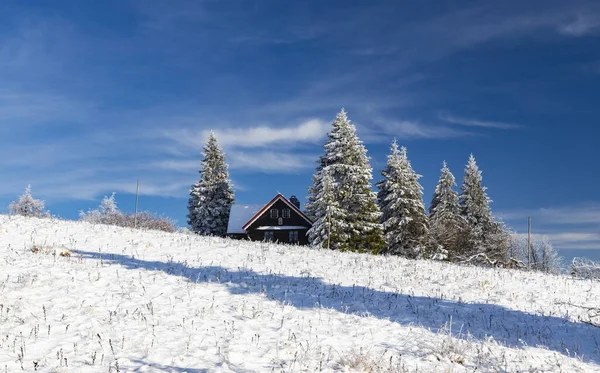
left=226, top=193, right=313, bottom=245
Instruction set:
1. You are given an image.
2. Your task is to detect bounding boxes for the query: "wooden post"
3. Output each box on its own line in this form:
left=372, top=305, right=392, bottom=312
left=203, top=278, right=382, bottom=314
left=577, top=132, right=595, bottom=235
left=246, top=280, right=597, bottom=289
left=134, top=178, right=139, bottom=228
left=527, top=216, right=531, bottom=270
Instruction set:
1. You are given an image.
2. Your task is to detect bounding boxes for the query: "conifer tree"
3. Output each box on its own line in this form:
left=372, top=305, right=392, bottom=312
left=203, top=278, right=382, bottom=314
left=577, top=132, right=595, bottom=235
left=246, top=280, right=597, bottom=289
left=459, top=154, right=503, bottom=260
left=187, top=132, right=235, bottom=236
left=306, top=109, right=384, bottom=253
left=306, top=168, right=347, bottom=249
left=376, top=141, right=428, bottom=258
left=429, top=162, right=467, bottom=259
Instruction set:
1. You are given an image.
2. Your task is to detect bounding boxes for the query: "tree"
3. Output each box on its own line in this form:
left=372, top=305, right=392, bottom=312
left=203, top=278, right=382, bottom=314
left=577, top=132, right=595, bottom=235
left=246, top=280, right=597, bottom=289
left=507, top=232, right=562, bottom=274
left=376, top=141, right=429, bottom=258
left=187, top=132, right=235, bottom=236
left=306, top=168, right=347, bottom=250
left=459, top=154, right=505, bottom=261
left=100, top=193, right=119, bottom=216
left=428, top=162, right=468, bottom=260
left=9, top=185, right=49, bottom=218
left=306, top=109, right=384, bottom=253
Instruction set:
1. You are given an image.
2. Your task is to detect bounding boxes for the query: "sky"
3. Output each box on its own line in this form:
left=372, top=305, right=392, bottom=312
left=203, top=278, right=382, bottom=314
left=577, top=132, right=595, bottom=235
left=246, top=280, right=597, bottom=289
left=0, top=0, right=599, bottom=263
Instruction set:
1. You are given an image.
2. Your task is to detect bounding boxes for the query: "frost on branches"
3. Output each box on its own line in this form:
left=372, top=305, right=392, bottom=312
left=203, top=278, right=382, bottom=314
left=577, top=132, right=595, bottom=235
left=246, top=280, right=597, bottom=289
left=306, top=169, right=347, bottom=250
left=459, top=154, right=506, bottom=262
left=376, top=141, right=428, bottom=258
left=8, top=185, right=50, bottom=218
left=508, top=233, right=562, bottom=274
left=306, top=109, right=384, bottom=253
left=428, top=162, right=468, bottom=260
left=187, top=132, right=235, bottom=236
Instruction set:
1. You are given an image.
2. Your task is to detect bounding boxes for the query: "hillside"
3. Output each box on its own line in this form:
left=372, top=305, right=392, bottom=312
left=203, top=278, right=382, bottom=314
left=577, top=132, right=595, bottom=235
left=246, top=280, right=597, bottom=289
left=0, top=215, right=599, bottom=372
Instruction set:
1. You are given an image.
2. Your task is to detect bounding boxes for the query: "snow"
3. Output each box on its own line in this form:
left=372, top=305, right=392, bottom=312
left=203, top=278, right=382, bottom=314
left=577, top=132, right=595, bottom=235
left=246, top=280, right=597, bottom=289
left=226, top=204, right=263, bottom=234
left=1, top=215, right=600, bottom=372
left=255, top=226, right=309, bottom=230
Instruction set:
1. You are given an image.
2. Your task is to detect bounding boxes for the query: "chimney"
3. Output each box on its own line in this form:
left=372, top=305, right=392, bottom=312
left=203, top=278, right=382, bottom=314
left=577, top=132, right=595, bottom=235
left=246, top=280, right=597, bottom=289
left=289, top=195, right=300, bottom=209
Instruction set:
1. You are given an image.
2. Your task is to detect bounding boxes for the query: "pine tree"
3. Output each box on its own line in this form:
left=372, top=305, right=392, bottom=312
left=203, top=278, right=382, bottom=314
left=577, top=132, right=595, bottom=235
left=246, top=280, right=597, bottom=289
left=306, top=109, right=384, bottom=253
left=376, top=141, right=428, bottom=258
left=428, top=162, right=467, bottom=259
left=187, top=132, right=235, bottom=236
left=306, top=168, right=347, bottom=249
left=459, top=154, right=503, bottom=260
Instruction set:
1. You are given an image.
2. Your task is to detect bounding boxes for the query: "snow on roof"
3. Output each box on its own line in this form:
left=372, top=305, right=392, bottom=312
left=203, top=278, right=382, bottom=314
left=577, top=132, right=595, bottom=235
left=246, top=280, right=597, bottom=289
left=227, top=204, right=264, bottom=234
left=255, top=226, right=309, bottom=230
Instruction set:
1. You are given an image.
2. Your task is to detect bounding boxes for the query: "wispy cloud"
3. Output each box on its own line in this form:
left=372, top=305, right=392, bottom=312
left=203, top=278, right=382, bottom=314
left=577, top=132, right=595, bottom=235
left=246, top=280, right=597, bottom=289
left=501, top=204, right=600, bottom=225
left=501, top=204, right=600, bottom=250
left=558, top=15, right=600, bottom=36
left=358, top=117, right=472, bottom=142
left=166, top=119, right=329, bottom=149
left=439, top=114, right=520, bottom=130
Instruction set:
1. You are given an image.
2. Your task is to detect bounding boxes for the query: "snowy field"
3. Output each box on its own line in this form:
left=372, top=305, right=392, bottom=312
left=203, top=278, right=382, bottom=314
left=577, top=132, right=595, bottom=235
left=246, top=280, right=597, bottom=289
left=1, top=215, right=599, bottom=372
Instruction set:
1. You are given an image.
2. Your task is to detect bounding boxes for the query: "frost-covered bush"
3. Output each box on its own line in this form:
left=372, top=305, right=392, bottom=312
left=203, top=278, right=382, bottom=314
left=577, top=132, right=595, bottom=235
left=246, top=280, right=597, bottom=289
left=507, top=233, right=563, bottom=274
left=571, top=257, right=600, bottom=280
left=80, top=193, right=176, bottom=232
left=8, top=185, right=50, bottom=218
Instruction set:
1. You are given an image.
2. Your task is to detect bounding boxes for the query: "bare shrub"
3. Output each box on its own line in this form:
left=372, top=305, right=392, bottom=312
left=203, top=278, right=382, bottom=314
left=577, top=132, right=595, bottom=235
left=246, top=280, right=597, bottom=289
left=571, top=257, right=600, bottom=280
left=80, top=193, right=176, bottom=232
left=9, top=185, right=50, bottom=218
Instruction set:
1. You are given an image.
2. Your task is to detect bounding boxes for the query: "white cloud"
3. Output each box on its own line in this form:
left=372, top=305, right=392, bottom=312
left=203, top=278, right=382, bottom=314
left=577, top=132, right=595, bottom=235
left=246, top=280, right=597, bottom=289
left=167, top=119, right=328, bottom=149
left=558, top=15, right=600, bottom=36
left=440, top=114, right=520, bottom=130
left=227, top=151, right=316, bottom=173
left=501, top=205, right=600, bottom=225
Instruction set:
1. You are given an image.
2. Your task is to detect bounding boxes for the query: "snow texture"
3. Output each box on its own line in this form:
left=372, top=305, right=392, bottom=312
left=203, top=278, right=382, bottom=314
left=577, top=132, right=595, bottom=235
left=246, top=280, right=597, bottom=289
left=226, top=204, right=263, bottom=234
left=1, top=215, right=599, bottom=372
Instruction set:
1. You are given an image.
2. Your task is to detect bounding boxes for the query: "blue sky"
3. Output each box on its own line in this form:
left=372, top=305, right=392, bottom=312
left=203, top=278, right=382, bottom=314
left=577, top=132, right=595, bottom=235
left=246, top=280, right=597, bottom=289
left=1, top=0, right=599, bottom=262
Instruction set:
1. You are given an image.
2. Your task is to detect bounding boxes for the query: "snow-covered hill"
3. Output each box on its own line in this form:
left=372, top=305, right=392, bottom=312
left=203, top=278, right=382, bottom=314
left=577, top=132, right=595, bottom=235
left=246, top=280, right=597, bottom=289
left=1, top=215, right=599, bottom=372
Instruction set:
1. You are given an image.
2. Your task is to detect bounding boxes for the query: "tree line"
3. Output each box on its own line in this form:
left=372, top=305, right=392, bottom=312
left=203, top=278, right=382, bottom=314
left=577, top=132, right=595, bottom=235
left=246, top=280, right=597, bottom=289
left=187, top=109, right=564, bottom=272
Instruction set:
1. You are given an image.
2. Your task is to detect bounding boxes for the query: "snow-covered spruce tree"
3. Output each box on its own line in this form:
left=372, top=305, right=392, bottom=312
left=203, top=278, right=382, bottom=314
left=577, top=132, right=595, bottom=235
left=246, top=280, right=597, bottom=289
left=187, top=132, right=235, bottom=236
left=459, top=154, right=506, bottom=262
left=9, top=185, right=49, bottom=218
left=306, top=168, right=347, bottom=250
left=428, top=161, right=469, bottom=260
left=376, top=141, right=428, bottom=258
left=306, top=109, right=384, bottom=253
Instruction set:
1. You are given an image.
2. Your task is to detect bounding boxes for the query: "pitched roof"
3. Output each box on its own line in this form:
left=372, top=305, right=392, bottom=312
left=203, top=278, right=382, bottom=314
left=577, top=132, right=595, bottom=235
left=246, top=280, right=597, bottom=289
left=226, top=204, right=264, bottom=234
left=242, top=193, right=313, bottom=231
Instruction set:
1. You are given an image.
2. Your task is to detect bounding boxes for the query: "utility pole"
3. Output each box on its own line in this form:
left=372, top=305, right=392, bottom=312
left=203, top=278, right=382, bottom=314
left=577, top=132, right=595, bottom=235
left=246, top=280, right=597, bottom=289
left=134, top=178, right=140, bottom=228
left=527, top=216, right=531, bottom=270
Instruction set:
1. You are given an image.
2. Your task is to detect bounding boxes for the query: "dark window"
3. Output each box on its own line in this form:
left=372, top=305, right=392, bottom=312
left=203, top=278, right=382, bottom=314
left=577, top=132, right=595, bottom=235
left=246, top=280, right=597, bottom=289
left=282, top=208, right=291, bottom=218
left=270, top=209, right=279, bottom=218
left=278, top=217, right=283, bottom=225
left=289, top=231, right=299, bottom=243
left=264, top=231, right=274, bottom=241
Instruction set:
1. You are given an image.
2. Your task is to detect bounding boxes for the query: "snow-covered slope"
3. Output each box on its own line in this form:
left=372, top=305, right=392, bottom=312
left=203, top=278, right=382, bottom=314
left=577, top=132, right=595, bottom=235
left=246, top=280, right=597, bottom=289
left=1, top=215, right=599, bottom=372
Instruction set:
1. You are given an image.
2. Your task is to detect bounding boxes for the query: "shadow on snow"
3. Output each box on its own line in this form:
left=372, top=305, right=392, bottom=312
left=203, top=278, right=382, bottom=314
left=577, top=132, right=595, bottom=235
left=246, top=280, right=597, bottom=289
left=75, top=250, right=600, bottom=364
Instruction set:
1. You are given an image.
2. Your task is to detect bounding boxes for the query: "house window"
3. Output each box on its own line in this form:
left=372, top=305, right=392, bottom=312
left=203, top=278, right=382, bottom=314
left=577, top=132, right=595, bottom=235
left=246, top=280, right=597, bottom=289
left=289, top=231, right=299, bottom=243
left=282, top=208, right=291, bottom=218
left=270, top=209, right=279, bottom=219
left=278, top=217, right=283, bottom=225
left=264, top=231, right=275, bottom=242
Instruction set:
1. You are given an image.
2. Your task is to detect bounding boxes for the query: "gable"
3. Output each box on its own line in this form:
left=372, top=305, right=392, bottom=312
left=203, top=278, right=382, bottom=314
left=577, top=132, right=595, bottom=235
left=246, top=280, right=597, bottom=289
left=242, top=194, right=312, bottom=231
